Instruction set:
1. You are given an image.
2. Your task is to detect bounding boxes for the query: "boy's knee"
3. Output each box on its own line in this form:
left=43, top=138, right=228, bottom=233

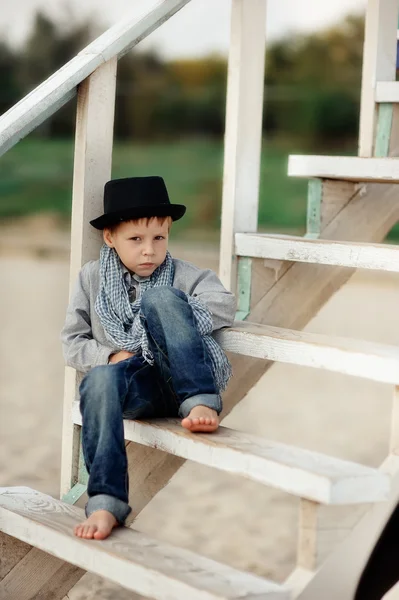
left=80, top=365, right=115, bottom=401
left=141, top=287, right=185, bottom=314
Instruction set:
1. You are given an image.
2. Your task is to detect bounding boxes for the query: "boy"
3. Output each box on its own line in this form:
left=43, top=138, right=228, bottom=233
left=61, top=176, right=236, bottom=541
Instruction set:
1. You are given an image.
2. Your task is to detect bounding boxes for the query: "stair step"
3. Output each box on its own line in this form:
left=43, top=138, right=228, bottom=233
left=376, top=81, right=399, bottom=102
left=288, top=155, right=399, bottom=182
left=0, top=487, right=288, bottom=600
left=216, top=321, right=399, bottom=385
left=72, top=402, right=389, bottom=504
left=235, top=233, right=399, bottom=272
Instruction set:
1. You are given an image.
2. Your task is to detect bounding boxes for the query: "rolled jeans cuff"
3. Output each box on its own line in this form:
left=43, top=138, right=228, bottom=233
left=85, top=494, right=132, bottom=525
left=179, top=393, right=222, bottom=418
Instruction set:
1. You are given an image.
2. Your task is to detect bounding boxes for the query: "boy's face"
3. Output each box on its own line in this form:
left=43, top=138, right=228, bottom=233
left=103, top=217, right=170, bottom=277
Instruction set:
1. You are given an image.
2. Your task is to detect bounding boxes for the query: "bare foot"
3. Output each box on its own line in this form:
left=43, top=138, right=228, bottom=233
left=181, top=405, right=219, bottom=433
left=74, top=510, right=118, bottom=540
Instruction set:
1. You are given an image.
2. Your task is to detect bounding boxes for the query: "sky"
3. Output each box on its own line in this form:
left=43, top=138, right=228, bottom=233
left=1, top=0, right=366, bottom=59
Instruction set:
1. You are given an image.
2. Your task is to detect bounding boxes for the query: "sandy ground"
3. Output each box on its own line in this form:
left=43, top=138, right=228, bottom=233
left=2, top=221, right=399, bottom=598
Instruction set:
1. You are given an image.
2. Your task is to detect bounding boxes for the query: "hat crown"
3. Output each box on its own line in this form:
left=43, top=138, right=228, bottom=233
left=104, top=176, right=169, bottom=213
left=89, top=176, right=186, bottom=229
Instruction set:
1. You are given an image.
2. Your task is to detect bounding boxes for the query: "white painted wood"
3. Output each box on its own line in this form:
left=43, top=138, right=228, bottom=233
left=0, top=488, right=288, bottom=600
left=375, top=81, right=399, bottom=103
left=81, top=0, right=192, bottom=62
left=358, top=0, right=398, bottom=156
left=219, top=0, right=266, bottom=290
left=60, top=58, right=117, bottom=498
left=288, top=155, right=399, bottom=182
left=284, top=568, right=314, bottom=599
left=390, top=386, right=399, bottom=454
left=216, top=321, right=399, bottom=385
left=0, top=0, right=191, bottom=157
left=297, top=500, right=319, bottom=570
left=71, top=402, right=389, bottom=505
left=297, top=456, right=399, bottom=600
left=236, top=233, right=399, bottom=272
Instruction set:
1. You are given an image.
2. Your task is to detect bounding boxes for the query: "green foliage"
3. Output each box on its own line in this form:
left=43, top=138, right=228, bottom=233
left=265, top=14, right=364, bottom=144
left=0, top=138, right=307, bottom=238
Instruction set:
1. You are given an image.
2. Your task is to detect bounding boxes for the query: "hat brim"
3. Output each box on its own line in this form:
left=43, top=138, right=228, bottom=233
left=90, top=204, right=186, bottom=230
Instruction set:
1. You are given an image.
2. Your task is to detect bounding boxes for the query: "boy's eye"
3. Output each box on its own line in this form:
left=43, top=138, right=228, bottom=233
left=155, top=236, right=165, bottom=240
left=130, top=237, right=140, bottom=241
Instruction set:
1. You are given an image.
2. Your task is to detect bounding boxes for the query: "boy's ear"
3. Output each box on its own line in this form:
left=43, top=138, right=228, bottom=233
left=103, top=228, right=114, bottom=248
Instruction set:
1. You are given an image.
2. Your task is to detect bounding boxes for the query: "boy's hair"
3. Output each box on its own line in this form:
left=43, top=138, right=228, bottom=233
left=105, top=215, right=172, bottom=234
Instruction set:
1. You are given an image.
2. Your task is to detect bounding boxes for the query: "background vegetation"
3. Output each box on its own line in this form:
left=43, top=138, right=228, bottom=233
left=2, top=10, right=392, bottom=238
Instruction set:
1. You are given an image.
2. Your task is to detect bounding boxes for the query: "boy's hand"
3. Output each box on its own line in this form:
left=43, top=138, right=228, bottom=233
left=108, top=351, right=135, bottom=364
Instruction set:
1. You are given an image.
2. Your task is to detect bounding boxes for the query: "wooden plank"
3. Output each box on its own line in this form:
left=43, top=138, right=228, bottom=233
left=60, top=58, right=117, bottom=499
left=296, top=457, right=399, bottom=600
left=358, top=0, right=398, bottom=156
left=284, top=567, right=314, bottom=598
left=216, top=321, right=399, bottom=385
left=235, top=233, right=399, bottom=273
left=0, top=0, right=191, bottom=157
left=297, top=500, right=319, bottom=571
left=82, top=0, right=192, bottom=62
left=236, top=256, right=252, bottom=319
left=288, top=155, right=399, bottom=182
left=219, top=0, right=266, bottom=290
left=375, top=103, right=394, bottom=157
left=71, top=402, right=389, bottom=505
left=319, top=181, right=357, bottom=231
left=0, top=545, right=83, bottom=600
left=306, top=179, right=322, bottom=238
left=376, top=81, right=399, bottom=102
left=390, top=386, right=399, bottom=454
left=249, top=257, right=291, bottom=309
left=0, top=488, right=288, bottom=600
left=0, top=532, right=31, bottom=580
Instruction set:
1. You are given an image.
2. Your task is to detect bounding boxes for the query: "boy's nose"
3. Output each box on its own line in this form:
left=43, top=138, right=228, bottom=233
left=142, top=245, right=154, bottom=256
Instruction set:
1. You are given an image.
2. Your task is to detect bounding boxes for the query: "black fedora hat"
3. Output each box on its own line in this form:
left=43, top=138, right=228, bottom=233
left=90, top=176, right=186, bottom=230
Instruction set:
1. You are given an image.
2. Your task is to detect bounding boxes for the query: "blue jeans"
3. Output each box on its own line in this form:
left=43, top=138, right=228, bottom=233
left=79, top=287, right=222, bottom=524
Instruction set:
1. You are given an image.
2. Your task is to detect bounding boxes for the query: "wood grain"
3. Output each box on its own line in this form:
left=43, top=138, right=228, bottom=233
left=0, top=488, right=288, bottom=600
left=236, top=232, right=399, bottom=272
left=219, top=0, right=266, bottom=290
left=71, top=402, right=390, bottom=504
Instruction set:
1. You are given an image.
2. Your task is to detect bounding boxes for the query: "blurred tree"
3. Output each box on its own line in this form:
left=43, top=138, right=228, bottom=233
left=3, top=9, right=365, bottom=145
left=17, top=11, right=93, bottom=135
left=115, top=51, right=168, bottom=139
left=265, top=14, right=364, bottom=145
left=0, top=43, right=21, bottom=115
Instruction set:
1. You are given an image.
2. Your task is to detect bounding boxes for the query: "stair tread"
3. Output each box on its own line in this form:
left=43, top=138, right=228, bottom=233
left=216, top=321, right=399, bottom=385
left=288, top=155, right=399, bottom=182
left=0, top=487, right=287, bottom=600
left=72, top=402, right=390, bottom=504
left=376, top=81, right=399, bottom=102
left=235, top=233, right=399, bottom=272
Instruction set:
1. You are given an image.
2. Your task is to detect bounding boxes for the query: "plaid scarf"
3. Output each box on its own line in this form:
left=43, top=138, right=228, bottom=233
left=95, top=245, right=232, bottom=392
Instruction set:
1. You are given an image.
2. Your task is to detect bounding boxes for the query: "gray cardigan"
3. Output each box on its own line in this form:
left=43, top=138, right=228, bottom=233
left=61, top=258, right=236, bottom=373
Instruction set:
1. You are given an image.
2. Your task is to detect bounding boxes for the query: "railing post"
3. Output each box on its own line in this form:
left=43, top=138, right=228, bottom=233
left=358, top=0, right=398, bottom=157
left=60, top=57, right=117, bottom=498
left=219, top=0, right=267, bottom=291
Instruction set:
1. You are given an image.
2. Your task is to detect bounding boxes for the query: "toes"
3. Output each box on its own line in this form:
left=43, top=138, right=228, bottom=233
left=83, top=524, right=97, bottom=539
left=94, top=526, right=110, bottom=540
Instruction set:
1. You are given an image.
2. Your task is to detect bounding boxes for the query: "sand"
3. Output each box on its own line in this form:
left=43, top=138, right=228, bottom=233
left=1, top=226, right=399, bottom=598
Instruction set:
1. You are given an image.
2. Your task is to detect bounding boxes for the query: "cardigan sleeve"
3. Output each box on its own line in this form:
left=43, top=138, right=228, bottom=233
left=60, top=263, right=115, bottom=373
left=173, top=260, right=236, bottom=331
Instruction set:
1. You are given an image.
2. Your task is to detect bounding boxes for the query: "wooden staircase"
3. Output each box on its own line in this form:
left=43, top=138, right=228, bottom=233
left=2, top=0, right=399, bottom=599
